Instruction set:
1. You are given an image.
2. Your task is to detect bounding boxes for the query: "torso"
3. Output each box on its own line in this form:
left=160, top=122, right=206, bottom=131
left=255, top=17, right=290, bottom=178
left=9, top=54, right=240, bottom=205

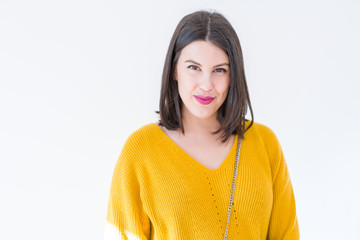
left=159, top=125, right=235, bottom=170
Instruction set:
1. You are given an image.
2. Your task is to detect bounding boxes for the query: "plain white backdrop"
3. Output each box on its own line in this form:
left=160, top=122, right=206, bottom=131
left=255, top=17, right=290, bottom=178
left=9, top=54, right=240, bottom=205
left=1, top=0, right=359, bottom=239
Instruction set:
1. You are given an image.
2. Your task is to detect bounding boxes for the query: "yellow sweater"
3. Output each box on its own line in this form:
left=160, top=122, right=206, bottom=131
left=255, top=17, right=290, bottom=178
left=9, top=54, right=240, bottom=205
left=105, top=121, right=299, bottom=239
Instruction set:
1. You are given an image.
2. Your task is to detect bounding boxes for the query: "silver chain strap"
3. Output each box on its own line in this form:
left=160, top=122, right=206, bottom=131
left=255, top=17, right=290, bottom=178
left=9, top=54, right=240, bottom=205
left=223, top=135, right=241, bottom=240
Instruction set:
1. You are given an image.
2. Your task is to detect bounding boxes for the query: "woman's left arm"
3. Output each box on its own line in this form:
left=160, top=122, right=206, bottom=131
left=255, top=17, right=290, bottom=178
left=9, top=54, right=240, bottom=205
left=267, top=144, right=300, bottom=240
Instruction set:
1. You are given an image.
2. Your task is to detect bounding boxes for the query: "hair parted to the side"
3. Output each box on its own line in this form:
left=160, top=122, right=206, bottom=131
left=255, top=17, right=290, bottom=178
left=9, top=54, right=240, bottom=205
left=157, top=10, right=254, bottom=143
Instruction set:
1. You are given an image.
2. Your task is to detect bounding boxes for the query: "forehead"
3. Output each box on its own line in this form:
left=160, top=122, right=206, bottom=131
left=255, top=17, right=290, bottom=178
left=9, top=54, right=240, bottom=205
left=178, top=40, right=229, bottom=64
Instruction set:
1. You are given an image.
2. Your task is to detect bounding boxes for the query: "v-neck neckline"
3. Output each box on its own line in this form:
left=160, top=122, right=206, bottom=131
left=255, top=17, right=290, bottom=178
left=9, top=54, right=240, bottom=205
left=152, top=123, right=238, bottom=173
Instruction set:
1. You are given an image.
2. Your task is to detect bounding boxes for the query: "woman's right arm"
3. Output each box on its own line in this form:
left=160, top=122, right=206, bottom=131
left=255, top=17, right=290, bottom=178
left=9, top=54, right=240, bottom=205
left=104, top=135, right=150, bottom=240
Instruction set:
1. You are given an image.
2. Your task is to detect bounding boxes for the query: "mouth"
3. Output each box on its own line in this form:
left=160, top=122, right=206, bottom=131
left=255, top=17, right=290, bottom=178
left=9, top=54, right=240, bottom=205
left=194, top=95, right=215, bottom=105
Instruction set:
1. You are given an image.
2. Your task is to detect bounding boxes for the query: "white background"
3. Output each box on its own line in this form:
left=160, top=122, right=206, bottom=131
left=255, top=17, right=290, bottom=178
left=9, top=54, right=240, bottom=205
left=1, top=0, right=359, bottom=239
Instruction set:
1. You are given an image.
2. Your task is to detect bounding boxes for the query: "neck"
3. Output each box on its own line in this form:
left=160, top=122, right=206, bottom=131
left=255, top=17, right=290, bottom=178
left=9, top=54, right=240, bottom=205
left=180, top=111, right=234, bottom=146
left=181, top=110, right=220, bottom=138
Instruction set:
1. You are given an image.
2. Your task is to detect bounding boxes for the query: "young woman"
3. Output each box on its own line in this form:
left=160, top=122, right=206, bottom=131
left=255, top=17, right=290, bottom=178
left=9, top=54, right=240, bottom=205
left=105, top=10, right=299, bottom=239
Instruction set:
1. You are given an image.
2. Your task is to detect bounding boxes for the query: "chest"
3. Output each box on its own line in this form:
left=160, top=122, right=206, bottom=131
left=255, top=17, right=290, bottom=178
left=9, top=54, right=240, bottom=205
left=180, top=141, right=233, bottom=170
left=140, top=143, right=273, bottom=240
left=164, top=130, right=235, bottom=170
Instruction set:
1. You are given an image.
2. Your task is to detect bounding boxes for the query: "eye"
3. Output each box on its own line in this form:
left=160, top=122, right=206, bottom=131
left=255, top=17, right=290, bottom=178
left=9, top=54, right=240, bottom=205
left=214, top=68, right=227, bottom=73
left=188, top=65, right=200, bottom=71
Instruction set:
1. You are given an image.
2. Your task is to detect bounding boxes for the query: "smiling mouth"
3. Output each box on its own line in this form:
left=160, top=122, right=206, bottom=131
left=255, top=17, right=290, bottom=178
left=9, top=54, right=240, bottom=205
left=194, top=95, right=215, bottom=105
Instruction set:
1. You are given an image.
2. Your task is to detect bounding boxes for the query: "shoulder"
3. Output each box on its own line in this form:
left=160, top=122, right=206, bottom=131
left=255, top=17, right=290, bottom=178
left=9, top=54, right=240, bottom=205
left=245, top=120, right=279, bottom=143
left=118, top=123, right=162, bottom=164
left=116, top=123, right=161, bottom=172
left=121, top=122, right=162, bottom=153
left=244, top=120, right=283, bottom=162
left=125, top=123, right=160, bottom=146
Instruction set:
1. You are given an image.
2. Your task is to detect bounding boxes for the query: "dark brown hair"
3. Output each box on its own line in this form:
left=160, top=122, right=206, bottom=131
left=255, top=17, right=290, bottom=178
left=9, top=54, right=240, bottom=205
left=157, top=10, right=254, bottom=142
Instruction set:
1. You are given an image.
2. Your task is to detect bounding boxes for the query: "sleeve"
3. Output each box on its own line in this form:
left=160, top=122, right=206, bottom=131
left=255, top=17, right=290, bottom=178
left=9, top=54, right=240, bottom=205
left=104, top=135, right=151, bottom=240
left=264, top=127, right=300, bottom=240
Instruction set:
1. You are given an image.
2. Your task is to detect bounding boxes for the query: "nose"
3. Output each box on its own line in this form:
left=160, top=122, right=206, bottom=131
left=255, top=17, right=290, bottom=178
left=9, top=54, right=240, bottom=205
left=198, top=73, right=213, bottom=92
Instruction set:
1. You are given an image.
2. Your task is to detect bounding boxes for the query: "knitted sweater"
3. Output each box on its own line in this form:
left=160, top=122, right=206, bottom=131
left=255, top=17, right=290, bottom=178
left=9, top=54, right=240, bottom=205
left=105, top=121, right=299, bottom=239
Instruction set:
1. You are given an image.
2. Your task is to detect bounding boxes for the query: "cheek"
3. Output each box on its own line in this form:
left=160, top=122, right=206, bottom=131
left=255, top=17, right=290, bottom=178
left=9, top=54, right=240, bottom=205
left=177, top=74, right=197, bottom=93
left=215, top=78, right=231, bottom=94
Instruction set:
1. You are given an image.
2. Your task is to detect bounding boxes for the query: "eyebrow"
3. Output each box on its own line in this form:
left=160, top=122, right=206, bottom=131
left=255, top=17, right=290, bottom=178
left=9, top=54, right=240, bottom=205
left=184, top=60, right=230, bottom=68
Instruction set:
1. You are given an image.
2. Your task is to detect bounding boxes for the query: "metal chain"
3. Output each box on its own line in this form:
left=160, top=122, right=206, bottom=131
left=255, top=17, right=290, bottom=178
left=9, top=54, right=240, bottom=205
left=223, top=135, right=241, bottom=240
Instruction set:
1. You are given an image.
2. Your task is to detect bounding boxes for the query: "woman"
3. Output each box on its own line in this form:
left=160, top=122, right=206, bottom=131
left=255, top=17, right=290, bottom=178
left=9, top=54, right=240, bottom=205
left=105, top=10, right=299, bottom=239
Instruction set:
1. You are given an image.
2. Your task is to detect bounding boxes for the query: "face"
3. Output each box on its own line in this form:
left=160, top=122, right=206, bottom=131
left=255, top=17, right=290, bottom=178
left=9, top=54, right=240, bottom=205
left=175, top=40, right=230, bottom=122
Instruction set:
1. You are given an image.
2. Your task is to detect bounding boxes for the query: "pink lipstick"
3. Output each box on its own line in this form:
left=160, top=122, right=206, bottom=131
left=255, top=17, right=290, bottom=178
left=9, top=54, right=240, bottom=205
left=194, top=95, right=215, bottom=105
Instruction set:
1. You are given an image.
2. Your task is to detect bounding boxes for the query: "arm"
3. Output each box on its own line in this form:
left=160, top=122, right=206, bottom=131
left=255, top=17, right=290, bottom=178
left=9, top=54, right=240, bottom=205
left=105, top=135, right=150, bottom=240
left=266, top=133, right=299, bottom=239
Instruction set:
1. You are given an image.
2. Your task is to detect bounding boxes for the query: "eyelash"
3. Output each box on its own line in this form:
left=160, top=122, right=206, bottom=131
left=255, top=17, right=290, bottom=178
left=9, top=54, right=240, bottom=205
left=214, top=68, right=227, bottom=73
left=187, top=65, right=227, bottom=73
left=188, top=65, right=200, bottom=71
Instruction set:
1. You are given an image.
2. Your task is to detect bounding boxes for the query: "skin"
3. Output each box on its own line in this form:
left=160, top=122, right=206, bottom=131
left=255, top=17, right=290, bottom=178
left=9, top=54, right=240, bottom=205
left=160, top=40, right=235, bottom=170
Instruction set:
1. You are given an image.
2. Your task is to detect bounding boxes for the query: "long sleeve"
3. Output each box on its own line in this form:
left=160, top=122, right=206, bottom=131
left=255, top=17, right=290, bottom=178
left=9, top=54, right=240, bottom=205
left=265, top=132, right=299, bottom=239
left=105, top=134, right=150, bottom=240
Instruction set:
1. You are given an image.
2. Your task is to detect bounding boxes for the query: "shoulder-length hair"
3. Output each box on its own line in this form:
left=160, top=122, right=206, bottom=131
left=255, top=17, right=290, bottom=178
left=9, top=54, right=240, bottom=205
left=157, top=10, right=254, bottom=142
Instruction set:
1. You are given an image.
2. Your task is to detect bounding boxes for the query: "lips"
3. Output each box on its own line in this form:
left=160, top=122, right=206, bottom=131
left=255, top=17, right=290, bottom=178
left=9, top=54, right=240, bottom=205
left=194, top=95, right=215, bottom=105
